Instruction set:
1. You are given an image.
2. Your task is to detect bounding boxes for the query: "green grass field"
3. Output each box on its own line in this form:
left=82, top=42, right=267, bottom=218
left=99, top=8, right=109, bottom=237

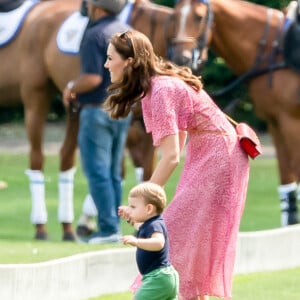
left=90, top=266, right=300, bottom=300
left=0, top=152, right=281, bottom=245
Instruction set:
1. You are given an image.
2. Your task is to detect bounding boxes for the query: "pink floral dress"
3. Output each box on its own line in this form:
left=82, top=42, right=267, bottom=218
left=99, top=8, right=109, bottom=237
left=141, top=76, right=249, bottom=299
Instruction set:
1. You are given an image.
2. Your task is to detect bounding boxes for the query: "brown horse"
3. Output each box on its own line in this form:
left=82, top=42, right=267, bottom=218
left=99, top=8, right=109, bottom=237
left=170, top=0, right=300, bottom=226
left=0, top=0, right=173, bottom=240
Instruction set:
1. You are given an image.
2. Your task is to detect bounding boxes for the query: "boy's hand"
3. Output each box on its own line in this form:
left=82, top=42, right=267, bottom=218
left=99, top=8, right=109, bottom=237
left=118, top=205, right=129, bottom=218
left=122, top=235, right=138, bottom=247
left=118, top=206, right=136, bottom=226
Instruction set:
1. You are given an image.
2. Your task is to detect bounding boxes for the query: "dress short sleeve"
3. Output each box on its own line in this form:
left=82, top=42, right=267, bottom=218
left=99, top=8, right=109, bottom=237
left=142, top=76, right=185, bottom=146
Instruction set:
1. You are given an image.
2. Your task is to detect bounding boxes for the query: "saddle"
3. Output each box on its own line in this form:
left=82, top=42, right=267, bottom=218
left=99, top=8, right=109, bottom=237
left=283, top=2, right=300, bottom=73
left=0, top=0, right=25, bottom=12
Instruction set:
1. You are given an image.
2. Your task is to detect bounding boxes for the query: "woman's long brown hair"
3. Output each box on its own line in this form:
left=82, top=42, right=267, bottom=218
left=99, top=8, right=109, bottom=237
left=104, top=30, right=203, bottom=119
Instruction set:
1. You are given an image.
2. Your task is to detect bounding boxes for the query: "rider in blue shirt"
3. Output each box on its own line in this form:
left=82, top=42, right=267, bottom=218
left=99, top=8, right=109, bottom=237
left=63, top=0, right=131, bottom=244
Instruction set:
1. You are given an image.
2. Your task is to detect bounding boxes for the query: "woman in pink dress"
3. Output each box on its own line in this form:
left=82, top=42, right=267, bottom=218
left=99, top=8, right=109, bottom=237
left=104, top=29, right=249, bottom=300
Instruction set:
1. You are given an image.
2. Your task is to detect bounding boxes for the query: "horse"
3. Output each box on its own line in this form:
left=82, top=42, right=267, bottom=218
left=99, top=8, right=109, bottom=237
left=0, top=0, right=174, bottom=240
left=170, top=0, right=300, bottom=227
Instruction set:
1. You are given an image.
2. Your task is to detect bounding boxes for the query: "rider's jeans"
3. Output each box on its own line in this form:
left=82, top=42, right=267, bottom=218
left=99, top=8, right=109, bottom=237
left=78, top=106, right=131, bottom=236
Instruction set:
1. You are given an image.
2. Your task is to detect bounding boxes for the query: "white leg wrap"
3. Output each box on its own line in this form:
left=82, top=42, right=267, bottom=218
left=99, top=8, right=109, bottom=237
left=278, top=182, right=298, bottom=195
left=25, top=169, right=47, bottom=224
left=58, top=167, right=76, bottom=223
left=82, top=194, right=97, bottom=217
left=135, top=167, right=144, bottom=183
left=278, top=182, right=298, bottom=226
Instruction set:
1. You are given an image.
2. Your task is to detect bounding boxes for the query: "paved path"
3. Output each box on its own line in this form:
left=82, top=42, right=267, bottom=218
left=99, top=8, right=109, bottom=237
left=0, top=122, right=275, bottom=157
left=0, top=123, right=65, bottom=154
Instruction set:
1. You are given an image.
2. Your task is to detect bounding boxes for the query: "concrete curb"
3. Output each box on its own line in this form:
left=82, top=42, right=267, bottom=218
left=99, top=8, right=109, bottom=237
left=235, top=224, right=300, bottom=274
left=0, top=248, right=138, bottom=300
left=1, top=225, right=300, bottom=300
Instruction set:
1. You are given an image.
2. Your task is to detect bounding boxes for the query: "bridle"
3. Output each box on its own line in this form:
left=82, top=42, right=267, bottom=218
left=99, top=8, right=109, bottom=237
left=192, top=0, right=214, bottom=70
left=168, top=0, right=214, bottom=71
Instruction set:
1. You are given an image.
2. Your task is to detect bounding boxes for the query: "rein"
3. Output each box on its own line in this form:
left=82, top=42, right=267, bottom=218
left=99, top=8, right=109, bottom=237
left=209, top=7, right=288, bottom=98
left=194, top=1, right=213, bottom=69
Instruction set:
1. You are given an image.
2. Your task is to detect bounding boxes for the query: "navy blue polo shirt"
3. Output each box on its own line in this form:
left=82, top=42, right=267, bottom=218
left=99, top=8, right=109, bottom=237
left=136, top=215, right=171, bottom=275
left=78, top=16, right=129, bottom=105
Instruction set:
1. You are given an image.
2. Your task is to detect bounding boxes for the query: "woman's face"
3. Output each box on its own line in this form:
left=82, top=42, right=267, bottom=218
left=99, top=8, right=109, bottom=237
left=105, top=43, right=129, bottom=83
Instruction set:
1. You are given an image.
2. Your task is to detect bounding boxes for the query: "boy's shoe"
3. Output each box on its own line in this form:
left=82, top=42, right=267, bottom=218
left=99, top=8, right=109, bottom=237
left=87, top=233, right=121, bottom=245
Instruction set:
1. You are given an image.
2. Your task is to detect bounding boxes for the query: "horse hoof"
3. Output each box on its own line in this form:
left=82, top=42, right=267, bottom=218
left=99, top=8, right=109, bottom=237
left=63, top=232, right=76, bottom=241
left=35, top=232, right=48, bottom=241
left=76, top=225, right=94, bottom=237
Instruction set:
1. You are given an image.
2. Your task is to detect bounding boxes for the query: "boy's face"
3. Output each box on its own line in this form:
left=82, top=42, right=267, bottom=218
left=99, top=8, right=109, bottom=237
left=128, top=196, right=151, bottom=223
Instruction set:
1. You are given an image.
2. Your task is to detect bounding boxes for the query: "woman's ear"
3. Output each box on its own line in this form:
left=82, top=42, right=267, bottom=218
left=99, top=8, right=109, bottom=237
left=126, top=57, right=134, bottom=66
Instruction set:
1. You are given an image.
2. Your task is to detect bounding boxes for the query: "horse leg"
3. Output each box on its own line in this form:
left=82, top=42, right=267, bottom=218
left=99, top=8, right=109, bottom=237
left=76, top=193, right=97, bottom=237
left=126, top=119, right=156, bottom=182
left=23, top=84, right=79, bottom=240
left=125, top=120, right=146, bottom=182
left=23, top=87, right=50, bottom=240
left=62, top=110, right=98, bottom=238
left=268, top=122, right=298, bottom=226
left=140, top=132, right=156, bottom=181
left=58, top=110, right=80, bottom=240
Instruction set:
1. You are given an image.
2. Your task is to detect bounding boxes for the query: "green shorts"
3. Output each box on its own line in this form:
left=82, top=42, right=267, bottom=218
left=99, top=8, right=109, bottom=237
left=134, top=265, right=179, bottom=300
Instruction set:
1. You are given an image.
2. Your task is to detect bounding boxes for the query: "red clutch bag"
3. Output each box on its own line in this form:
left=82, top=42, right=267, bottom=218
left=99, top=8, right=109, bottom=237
left=225, top=115, right=262, bottom=159
left=235, top=122, right=262, bottom=159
